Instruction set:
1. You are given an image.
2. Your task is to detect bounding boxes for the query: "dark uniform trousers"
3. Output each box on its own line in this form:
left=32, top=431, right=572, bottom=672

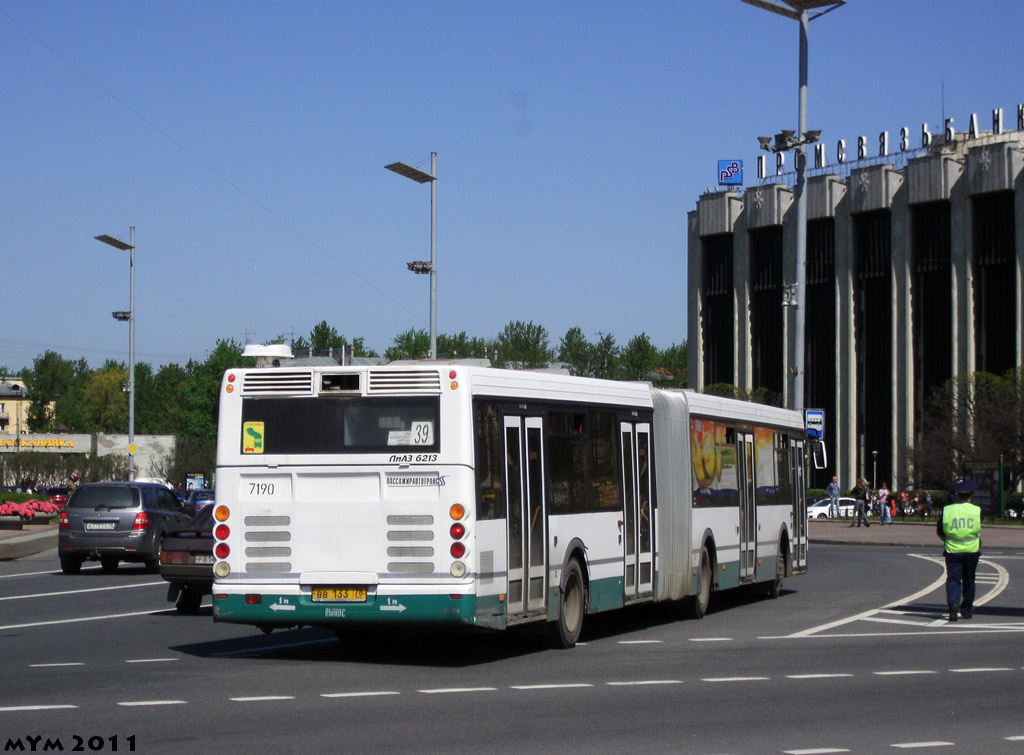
left=945, top=551, right=981, bottom=617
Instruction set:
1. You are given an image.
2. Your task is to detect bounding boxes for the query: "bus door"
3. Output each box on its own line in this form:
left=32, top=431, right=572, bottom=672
left=503, top=415, right=547, bottom=616
left=736, top=432, right=757, bottom=581
left=791, top=439, right=808, bottom=572
left=620, top=422, right=653, bottom=601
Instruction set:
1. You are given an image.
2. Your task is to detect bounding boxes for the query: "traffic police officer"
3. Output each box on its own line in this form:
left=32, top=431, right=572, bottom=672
left=937, top=479, right=981, bottom=622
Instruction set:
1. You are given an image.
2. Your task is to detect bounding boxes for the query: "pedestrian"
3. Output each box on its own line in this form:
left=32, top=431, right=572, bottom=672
left=826, top=475, right=841, bottom=518
left=852, top=478, right=871, bottom=527
left=878, top=482, right=891, bottom=525
left=937, top=479, right=981, bottom=622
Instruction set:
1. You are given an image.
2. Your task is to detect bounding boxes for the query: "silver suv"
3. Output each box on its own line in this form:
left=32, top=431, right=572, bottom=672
left=58, top=482, right=190, bottom=574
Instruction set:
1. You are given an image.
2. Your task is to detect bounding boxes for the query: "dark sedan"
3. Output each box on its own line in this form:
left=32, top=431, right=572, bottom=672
left=158, top=506, right=214, bottom=614
left=184, top=489, right=215, bottom=516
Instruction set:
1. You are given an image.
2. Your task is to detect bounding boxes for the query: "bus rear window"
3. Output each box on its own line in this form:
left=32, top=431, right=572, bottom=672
left=240, top=396, right=440, bottom=454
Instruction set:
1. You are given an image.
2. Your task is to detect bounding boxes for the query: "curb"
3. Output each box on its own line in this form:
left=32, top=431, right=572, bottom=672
left=0, top=527, right=58, bottom=561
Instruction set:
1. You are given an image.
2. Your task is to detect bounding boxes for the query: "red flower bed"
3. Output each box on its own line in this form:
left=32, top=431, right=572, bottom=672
left=0, top=499, right=61, bottom=519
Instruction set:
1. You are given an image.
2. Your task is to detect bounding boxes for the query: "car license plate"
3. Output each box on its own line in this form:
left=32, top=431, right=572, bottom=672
left=311, top=586, right=367, bottom=602
left=85, top=521, right=116, bottom=531
left=192, top=554, right=215, bottom=565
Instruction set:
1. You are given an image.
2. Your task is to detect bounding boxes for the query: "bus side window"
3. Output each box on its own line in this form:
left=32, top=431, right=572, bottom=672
left=475, top=402, right=504, bottom=521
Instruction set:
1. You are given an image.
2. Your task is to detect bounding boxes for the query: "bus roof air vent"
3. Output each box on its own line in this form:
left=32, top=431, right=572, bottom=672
left=242, top=371, right=314, bottom=395
left=367, top=369, right=442, bottom=395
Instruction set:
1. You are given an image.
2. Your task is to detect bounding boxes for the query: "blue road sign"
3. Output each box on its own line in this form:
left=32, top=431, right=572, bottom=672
left=805, top=409, right=824, bottom=439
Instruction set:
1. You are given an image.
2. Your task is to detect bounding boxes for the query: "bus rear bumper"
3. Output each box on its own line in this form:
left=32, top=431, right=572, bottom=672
left=212, top=590, right=497, bottom=628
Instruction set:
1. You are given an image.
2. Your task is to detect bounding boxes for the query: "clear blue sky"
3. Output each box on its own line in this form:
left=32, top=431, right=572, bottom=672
left=2, top=0, right=1020, bottom=371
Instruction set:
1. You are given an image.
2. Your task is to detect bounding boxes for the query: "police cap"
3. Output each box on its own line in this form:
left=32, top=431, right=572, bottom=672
left=954, top=479, right=978, bottom=495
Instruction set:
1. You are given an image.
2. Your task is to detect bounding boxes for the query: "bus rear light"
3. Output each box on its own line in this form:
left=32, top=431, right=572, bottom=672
left=214, top=562, right=230, bottom=577
left=215, top=542, right=230, bottom=559
left=449, top=522, right=465, bottom=539
left=450, top=542, right=466, bottom=559
left=214, top=505, right=230, bottom=522
left=215, top=524, right=230, bottom=540
left=59, top=512, right=69, bottom=530
left=226, top=384, right=234, bottom=393
left=131, top=512, right=150, bottom=531
left=450, top=562, right=467, bottom=578
left=450, top=381, right=459, bottom=390
left=244, top=594, right=262, bottom=605
left=449, top=503, right=465, bottom=520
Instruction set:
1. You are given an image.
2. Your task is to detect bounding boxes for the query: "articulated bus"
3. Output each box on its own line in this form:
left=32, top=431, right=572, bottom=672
left=211, top=362, right=817, bottom=647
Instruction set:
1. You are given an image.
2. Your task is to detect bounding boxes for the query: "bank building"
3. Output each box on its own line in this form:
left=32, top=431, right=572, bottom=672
left=687, top=104, right=1024, bottom=489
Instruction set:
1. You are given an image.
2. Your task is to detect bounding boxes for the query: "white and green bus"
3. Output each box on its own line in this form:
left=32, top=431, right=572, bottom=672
left=211, top=362, right=816, bottom=647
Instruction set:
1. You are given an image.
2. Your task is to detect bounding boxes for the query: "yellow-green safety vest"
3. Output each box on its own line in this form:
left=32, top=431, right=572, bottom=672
left=942, top=502, right=981, bottom=553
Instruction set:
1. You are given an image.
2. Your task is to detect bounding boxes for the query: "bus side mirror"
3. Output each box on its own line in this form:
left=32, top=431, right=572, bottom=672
left=810, top=440, right=827, bottom=470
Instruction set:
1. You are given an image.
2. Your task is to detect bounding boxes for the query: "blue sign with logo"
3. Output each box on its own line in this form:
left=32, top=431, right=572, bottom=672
left=718, top=160, right=743, bottom=186
left=805, top=409, right=824, bottom=439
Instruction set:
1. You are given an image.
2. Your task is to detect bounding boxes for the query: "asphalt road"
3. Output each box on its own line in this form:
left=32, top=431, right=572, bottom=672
left=2, top=542, right=1023, bottom=754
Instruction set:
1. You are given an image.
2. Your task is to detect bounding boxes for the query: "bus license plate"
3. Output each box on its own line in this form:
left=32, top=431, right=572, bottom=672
left=311, top=586, right=367, bottom=603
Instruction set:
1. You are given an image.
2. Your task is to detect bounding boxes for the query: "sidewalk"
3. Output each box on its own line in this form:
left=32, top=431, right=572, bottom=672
left=0, top=522, right=58, bottom=561
left=809, top=518, right=1024, bottom=549
left=1, top=518, right=1022, bottom=561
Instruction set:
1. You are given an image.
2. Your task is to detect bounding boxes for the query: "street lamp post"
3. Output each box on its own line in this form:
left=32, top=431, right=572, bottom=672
left=386, top=153, right=438, bottom=360
left=872, top=450, right=878, bottom=491
left=95, top=227, right=135, bottom=481
left=745, top=0, right=844, bottom=411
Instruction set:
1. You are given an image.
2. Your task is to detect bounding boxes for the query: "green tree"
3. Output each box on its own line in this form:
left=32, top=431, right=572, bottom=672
left=350, top=337, right=378, bottom=359
left=495, top=320, right=551, bottom=369
left=23, top=351, right=90, bottom=431
left=619, top=333, right=658, bottom=381
left=143, top=362, right=190, bottom=435
left=309, top=320, right=345, bottom=352
left=911, top=368, right=1024, bottom=491
left=176, top=340, right=247, bottom=441
left=79, top=365, right=129, bottom=433
left=386, top=329, right=430, bottom=361
left=592, top=332, right=619, bottom=379
left=656, top=343, right=688, bottom=387
left=437, top=332, right=488, bottom=360
left=557, top=327, right=597, bottom=376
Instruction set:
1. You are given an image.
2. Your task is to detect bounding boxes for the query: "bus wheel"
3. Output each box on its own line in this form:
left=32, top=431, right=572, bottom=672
left=685, top=545, right=712, bottom=619
left=551, top=559, right=585, bottom=649
left=765, top=549, right=785, bottom=599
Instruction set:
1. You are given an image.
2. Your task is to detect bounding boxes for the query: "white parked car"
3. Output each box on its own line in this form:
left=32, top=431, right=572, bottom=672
left=808, top=496, right=857, bottom=519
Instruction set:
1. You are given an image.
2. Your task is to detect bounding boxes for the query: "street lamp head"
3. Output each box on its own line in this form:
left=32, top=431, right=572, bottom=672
left=111, top=311, right=130, bottom=322
left=385, top=161, right=436, bottom=184
left=757, top=136, right=773, bottom=151
left=803, top=129, right=822, bottom=143
left=95, top=233, right=134, bottom=251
